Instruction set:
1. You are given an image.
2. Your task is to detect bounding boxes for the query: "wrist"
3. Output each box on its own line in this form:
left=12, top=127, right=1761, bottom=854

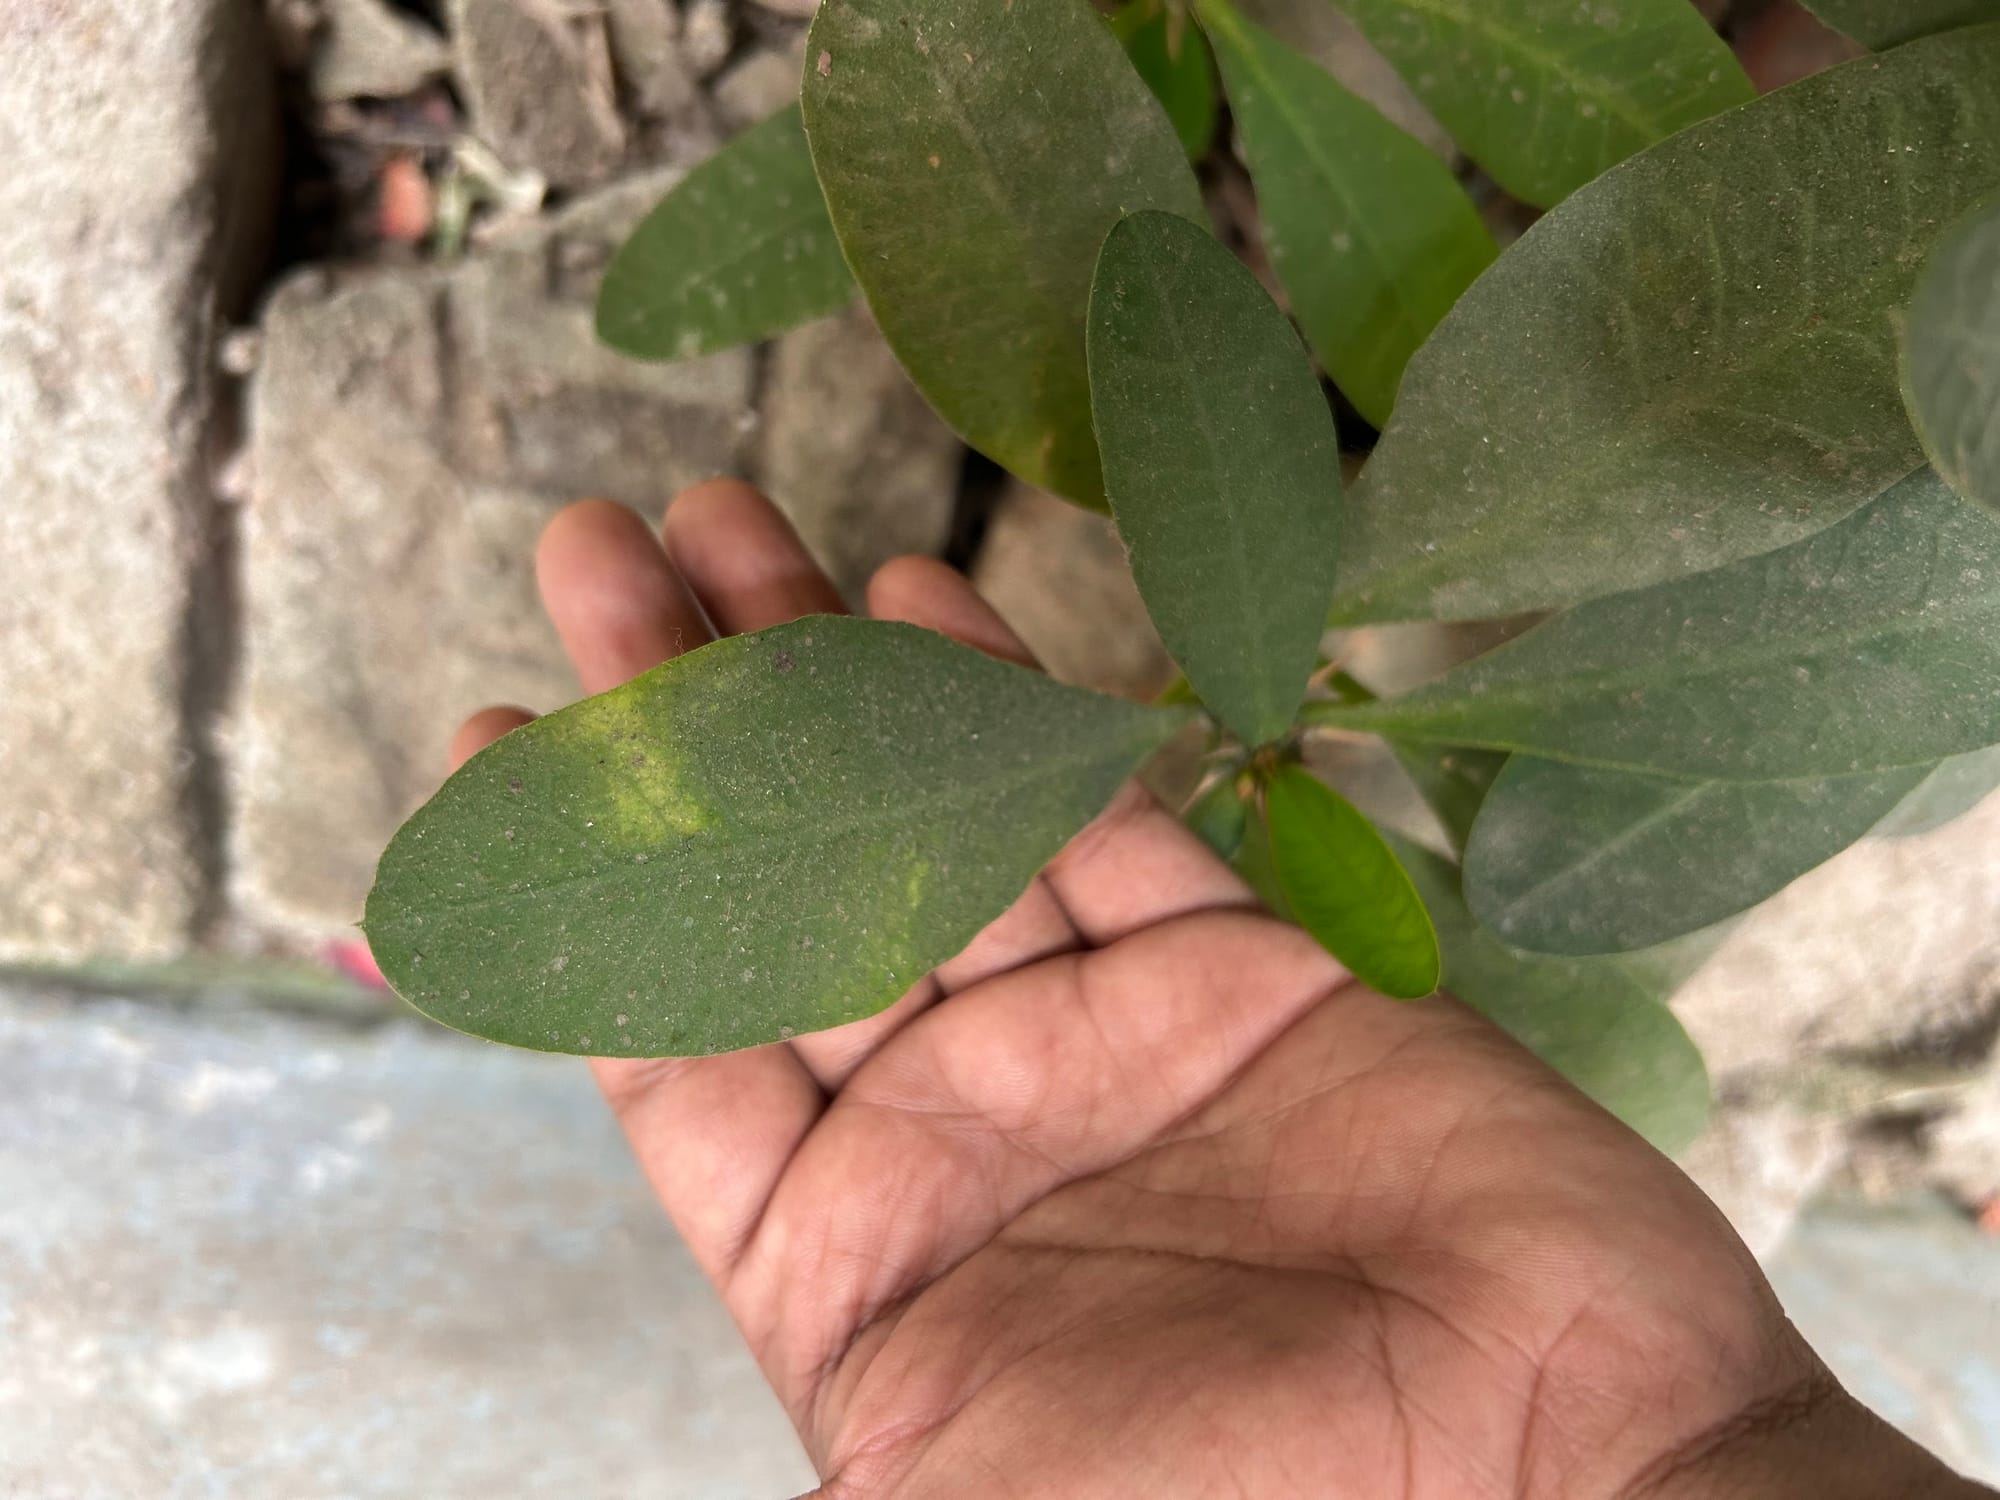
left=1624, top=1371, right=1992, bottom=1500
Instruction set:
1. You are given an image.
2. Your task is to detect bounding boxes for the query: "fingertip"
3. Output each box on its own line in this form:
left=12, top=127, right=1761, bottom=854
left=867, top=555, right=1039, bottom=668
left=661, top=476, right=846, bottom=631
left=449, top=705, right=537, bottom=772
left=534, top=496, right=711, bottom=694
left=660, top=476, right=771, bottom=541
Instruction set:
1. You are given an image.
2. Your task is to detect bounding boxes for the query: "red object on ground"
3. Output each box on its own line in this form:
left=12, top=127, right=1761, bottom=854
left=376, top=153, right=434, bottom=244
left=328, top=936, right=390, bottom=991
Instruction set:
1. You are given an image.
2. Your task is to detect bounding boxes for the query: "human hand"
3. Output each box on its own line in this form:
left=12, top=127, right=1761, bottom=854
left=443, top=481, right=1983, bottom=1500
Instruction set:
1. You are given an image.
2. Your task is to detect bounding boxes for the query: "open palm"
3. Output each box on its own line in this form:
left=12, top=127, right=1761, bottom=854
left=440, top=482, right=1969, bottom=1500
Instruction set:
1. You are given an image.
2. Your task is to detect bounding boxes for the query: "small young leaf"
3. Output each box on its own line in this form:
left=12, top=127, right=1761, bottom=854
left=366, top=618, right=1193, bottom=1057
left=1870, top=744, right=2000, bottom=839
left=1903, top=196, right=2000, bottom=515
left=1332, top=0, right=1751, bottom=209
left=1463, top=758, right=1926, bottom=956
left=1801, top=0, right=2000, bottom=48
left=1184, top=776, right=1250, bottom=860
left=802, top=0, right=1205, bottom=507
left=596, top=104, right=854, bottom=361
left=1323, top=470, right=2000, bottom=780
left=1088, top=210, right=1341, bottom=746
left=1386, top=833, right=1711, bottom=1154
left=1331, top=27, right=2000, bottom=624
left=1201, top=0, right=1496, bottom=428
left=1110, top=0, right=1220, bottom=159
left=1265, top=766, right=1440, bottom=999
left=1231, top=803, right=1298, bottom=920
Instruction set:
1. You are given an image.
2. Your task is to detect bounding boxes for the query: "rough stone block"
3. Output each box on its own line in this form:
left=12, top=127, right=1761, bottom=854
left=971, top=483, right=1172, bottom=698
left=1673, top=793, right=2000, bottom=1080
left=450, top=0, right=626, bottom=188
left=0, top=0, right=272, bottom=961
left=756, top=304, right=962, bottom=601
left=234, top=173, right=755, bottom=935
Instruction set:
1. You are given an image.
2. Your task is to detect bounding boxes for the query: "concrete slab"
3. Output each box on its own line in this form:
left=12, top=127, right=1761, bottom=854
left=0, top=984, right=814, bottom=1498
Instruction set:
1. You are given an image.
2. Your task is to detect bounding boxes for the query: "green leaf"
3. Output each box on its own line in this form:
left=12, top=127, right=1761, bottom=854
left=366, top=617, right=1192, bottom=1057
left=1265, top=765, right=1440, bottom=998
left=1388, top=741, right=1506, bottom=855
left=1462, top=758, right=1926, bottom=956
left=596, top=104, right=854, bottom=361
left=1801, top=0, right=2000, bottom=48
left=1870, top=744, right=2000, bottom=839
left=1330, top=0, right=1751, bottom=209
left=1110, top=0, right=1220, bottom=159
left=1201, top=0, right=1496, bottom=428
left=1088, top=210, right=1342, bottom=745
left=1903, top=196, right=2000, bottom=514
left=1387, top=832, right=1711, bottom=1153
left=1330, top=28, right=2000, bottom=624
left=1323, top=470, right=2000, bottom=780
left=802, top=0, right=1205, bottom=507
left=1232, top=802, right=1298, bottom=919
left=1184, top=776, right=1250, bottom=859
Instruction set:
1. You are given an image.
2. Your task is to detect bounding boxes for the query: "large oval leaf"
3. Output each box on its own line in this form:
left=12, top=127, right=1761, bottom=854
left=801, top=0, right=1205, bottom=506
left=596, top=104, right=855, bottom=361
left=1265, top=766, right=1440, bottom=998
left=1387, top=832, right=1710, bottom=1154
left=1801, top=0, right=2000, bottom=48
left=1111, top=0, right=1220, bottom=159
left=1331, top=0, right=1751, bottom=209
left=1330, top=28, right=2000, bottom=624
left=1904, top=196, right=2000, bottom=515
left=1088, top=210, right=1341, bottom=746
left=1463, top=758, right=1926, bottom=956
left=1325, top=469, right=2000, bottom=780
left=1202, top=0, right=1495, bottom=428
left=366, top=618, right=1193, bottom=1056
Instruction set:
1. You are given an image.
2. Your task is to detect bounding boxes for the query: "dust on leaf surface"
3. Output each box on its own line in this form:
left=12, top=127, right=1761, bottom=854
left=1332, top=0, right=1752, bottom=209
left=596, top=103, right=855, bottom=361
left=1463, top=757, right=1926, bottom=956
left=801, top=0, right=1204, bottom=506
left=1202, top=0, right=1496, bottom=429
left=366, top=617, right=1192, bottom=1056
left=1088, top=210, right=1341, bottom=747
left=1328, top=470, right=2000, bottom=781
left=1904, top=195, right=2000, bottom=515
left=1332, top=27, right=2000, bottom=623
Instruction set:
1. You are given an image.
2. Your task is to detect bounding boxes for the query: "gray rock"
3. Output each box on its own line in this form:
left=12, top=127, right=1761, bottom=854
left=234, top=172, right=756, bottom=936
left=681, top=0, right=735, bottom=77
left=713, top=39, right=804, bottom=130
left=310, top=0, right=452, bottom=103
left=604, top=0, right=700, bottom=120
left=450, top=0, right=626, bottom=188
left=1673, top=791, right=2000, bottom=1080
left=971, top=483, right=1173, bottom=698
left=754, top=304, right=961, bottom=601
left=0, top=0, right=273, bottom=962
left=0, top=981, right=815, bottom=1498
left=1932, top=1054, right=2000, bottom=1208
